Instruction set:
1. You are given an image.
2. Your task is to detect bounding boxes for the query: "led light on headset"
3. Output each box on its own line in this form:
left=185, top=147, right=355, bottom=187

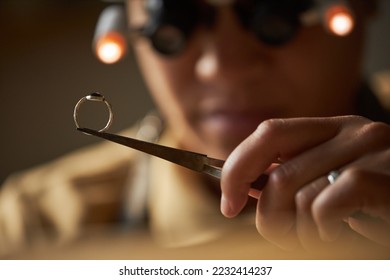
left=324, top=4, right=355, bottom=36
left=96, top=32, right=127, bottom=64
left=316, top=0, right=355, bottom=36
left=93, top=5, right=128, bottom=64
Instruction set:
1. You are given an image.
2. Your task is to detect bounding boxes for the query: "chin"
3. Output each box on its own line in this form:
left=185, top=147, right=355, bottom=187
left=198, top=116, right=262, bottom=158
left=197, top=130, right=252, bottom=160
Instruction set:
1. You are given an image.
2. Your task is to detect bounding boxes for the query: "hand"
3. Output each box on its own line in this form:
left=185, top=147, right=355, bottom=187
left=220, top=116, right=390, bottom=253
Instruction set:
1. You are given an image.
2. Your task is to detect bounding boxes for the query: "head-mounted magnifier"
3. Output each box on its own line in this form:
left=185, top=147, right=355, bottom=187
left=93, top=0, right=356, bottom=63
left=141, top=0, right=200, bottom=55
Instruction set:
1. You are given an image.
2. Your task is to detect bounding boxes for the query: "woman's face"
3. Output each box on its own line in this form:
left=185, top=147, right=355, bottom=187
left=127, top=0, right=367, bottom=159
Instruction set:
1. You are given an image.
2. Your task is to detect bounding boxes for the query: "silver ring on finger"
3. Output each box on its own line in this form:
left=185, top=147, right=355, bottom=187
left=327, top=170, right=341, bottom=185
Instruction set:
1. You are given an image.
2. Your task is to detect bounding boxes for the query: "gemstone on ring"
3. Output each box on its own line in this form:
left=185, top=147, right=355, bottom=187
left=86, top=92, right=105, bottom=102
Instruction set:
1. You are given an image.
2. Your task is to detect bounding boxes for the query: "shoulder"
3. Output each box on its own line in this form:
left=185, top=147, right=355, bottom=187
left=372, top=71, right=390, bottom=108
left=2, top=125, right=140, bottom=195
left=356, top=73, right=390, bottom=123
left=0, top=112, right=163, bottom=255
left=369, top=71, right=390, bottom=123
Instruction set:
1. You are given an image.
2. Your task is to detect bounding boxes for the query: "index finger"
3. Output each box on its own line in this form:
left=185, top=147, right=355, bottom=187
left=220, top=117, right=341, bottom=218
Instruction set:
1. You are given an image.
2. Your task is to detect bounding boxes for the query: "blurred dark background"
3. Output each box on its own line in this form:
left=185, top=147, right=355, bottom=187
left=0, top=0, right=389, bottom=184
left=0, top=0, right=154, bottom=184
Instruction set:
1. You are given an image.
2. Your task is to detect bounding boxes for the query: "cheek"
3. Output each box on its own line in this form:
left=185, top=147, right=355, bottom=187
left=134, top=41, right=188, bottom=109
left=155, top=60, right=201, bottom=122
left=279, top=26, right=363, bottom=115
left=133, top=41, right=203, bottom=138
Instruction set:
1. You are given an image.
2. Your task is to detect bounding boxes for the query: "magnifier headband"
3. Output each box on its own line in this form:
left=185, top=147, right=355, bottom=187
left=94, top=0, right=356, bottom=61
left=137, top=0, right=314, bottom=55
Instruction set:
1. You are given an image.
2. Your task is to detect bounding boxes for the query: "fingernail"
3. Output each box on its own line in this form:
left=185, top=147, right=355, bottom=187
left=221, top=195, right=233, bottom=217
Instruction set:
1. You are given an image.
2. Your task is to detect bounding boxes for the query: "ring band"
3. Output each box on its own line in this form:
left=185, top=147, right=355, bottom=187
left=73, top=92, right=113, bottom=132
left=327, top=170, right=341, bottom=184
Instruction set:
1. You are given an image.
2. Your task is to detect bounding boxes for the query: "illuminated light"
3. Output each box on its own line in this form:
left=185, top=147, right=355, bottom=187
left=324, top=5, right=355, bottom=36
left=95, top=32, right=127, bottom=64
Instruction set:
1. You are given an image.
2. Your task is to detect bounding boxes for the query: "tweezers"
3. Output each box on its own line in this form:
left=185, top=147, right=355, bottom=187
left=77, top=127, right=268, bottom=190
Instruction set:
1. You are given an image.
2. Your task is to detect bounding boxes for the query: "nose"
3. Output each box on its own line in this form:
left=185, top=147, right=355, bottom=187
left=195, top=7, right=269, bottom=83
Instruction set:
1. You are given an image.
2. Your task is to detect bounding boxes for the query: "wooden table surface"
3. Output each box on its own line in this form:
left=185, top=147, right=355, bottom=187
left=7, top=225, right=390, bottom=260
